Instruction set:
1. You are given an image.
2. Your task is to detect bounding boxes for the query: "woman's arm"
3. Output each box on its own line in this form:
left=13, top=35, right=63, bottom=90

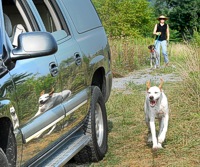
left=166, top=24, right=170, bottom=41
left=153, top=24, right=161, bottom=35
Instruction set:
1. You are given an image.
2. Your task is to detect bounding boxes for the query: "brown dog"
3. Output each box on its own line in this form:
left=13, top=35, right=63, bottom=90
left=148, top=45, right=159, bottom=69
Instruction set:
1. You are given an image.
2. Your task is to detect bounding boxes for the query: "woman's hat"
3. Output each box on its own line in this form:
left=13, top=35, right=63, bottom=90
left=157, top=15, right=168, bottom=20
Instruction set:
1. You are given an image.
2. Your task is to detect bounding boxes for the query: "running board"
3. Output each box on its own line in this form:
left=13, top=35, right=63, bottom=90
left=35, top=133, right=91, bottom=167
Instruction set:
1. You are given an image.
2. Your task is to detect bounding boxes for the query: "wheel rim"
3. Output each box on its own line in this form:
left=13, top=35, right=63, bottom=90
left=95, top=103, right=104, bottom=147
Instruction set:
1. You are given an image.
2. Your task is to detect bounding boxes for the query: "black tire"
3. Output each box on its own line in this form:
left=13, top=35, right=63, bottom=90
left=0, top=120, right=17, bottom=167
left=0, top=148, right=9, bottom=167
left=6, top=126, right=17, bottom=167
left=74, top=86, right=108, bottom=163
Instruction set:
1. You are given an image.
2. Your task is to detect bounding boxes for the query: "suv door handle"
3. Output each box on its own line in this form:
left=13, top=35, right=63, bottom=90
left=74, top=53, right=82, bottom=66
left=49, top=62, right=59, bottom=77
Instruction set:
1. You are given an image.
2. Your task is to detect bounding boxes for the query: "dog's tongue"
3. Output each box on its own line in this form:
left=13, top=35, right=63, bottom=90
left=150, top=100, right=156, bottom=105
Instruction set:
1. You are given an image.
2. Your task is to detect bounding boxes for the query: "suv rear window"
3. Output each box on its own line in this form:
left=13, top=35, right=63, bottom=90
left=61, top=0, right=102, bottom=33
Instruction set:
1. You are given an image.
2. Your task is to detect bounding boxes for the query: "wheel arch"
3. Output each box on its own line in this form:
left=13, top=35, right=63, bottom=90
left=91, top=67, right=106, bottom=101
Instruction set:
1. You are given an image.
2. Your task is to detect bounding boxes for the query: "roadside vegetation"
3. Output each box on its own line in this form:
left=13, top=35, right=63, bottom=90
left=89, top=0, right=200, bottom=166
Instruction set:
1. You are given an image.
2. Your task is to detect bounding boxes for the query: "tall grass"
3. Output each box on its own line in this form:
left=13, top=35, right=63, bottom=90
left=109, top=37, right=153, bottom=75
left=177, top=46, right=200, bottom=111
left=169, top=33, right=200, bottom=110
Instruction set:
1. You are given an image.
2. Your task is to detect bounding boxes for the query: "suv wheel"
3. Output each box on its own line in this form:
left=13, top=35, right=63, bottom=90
left=74, top=86, right=108, bottom=163
left=0, top=148, right=9, bottom=167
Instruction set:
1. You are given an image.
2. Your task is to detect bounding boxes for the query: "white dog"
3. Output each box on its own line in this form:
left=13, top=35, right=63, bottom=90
left=144, top=79, right=169, bottom=150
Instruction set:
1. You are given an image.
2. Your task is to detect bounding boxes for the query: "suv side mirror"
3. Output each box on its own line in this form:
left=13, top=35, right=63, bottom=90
left=11, top=32, right=58, bottom=60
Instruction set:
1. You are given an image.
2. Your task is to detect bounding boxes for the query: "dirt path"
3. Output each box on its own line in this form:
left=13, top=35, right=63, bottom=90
left=112, top=68, right=181, bottom=90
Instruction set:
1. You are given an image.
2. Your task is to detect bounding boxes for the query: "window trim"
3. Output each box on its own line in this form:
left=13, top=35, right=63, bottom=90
left=44, top=0, right=62, bottom=31
left=48, top=0, right=70, bottom=35
left=18, top=0, right=40, bottom=31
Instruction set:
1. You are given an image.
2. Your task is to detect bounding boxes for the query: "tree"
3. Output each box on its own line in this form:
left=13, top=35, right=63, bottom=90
left=153, top=0, right=168, bottom=17
left=154, top=0, right=200, bottom=40
left=167, top=0, right=200, bottom=39
left=92, top=0, right=154, bottom=37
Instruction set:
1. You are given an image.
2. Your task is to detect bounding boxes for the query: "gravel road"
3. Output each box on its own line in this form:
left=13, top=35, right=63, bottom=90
left=112, top=68, right=182, bottom=90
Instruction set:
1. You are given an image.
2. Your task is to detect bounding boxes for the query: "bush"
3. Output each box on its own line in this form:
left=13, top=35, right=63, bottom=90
left=191, top=31, right=200, bottom=47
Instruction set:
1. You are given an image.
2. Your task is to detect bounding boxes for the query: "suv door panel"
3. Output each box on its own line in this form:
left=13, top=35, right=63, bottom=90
left=8, top=55, right=66, bottom=164
left=51, top=30, right=88, bottom=132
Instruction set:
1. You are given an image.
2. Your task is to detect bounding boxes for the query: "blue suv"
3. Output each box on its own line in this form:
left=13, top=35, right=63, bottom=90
left=0, top=0, right=112, bottom=166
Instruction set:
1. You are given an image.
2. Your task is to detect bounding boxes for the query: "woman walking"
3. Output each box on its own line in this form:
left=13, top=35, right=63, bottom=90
left=153, top=15, right=170, bottom=67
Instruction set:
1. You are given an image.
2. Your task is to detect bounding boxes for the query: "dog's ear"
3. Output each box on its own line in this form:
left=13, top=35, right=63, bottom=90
left=49, top=87, right=54, bottom=95
left=159, top=78, right=164, bottom=90
left=40, top=90, right=45, bottom=96
left=146, top=81, right=151, bottom=91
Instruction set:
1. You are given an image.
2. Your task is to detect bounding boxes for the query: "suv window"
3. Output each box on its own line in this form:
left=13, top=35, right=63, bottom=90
left=32, top=0, right=57, bottom=32
left=2, top=1, right=28, bottom=46
left=61, top=0, right=102, bottom=33
left=2, top=2, right=26, bottom=29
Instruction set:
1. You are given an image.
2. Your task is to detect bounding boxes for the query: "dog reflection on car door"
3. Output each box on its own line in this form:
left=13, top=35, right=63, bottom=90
left=33, top=88, right=71, bottom=138
left=144, top=78, right=169, bottom=150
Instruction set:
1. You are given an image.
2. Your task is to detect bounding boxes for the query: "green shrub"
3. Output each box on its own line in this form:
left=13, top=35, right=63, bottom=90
left=191, top=31, right=200, bottom=47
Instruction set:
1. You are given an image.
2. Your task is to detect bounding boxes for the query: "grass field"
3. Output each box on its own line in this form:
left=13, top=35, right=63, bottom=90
left=90, top=41, right=200, bottom=167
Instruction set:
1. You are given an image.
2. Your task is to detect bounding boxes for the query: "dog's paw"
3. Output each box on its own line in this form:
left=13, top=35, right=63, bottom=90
left=157, top=143, right=163, bottom=149
left=158, top=135, right=165, bottom=143
left=152, top=143, right=163, bottom=150
left=152, top=144, right=158, bottom=151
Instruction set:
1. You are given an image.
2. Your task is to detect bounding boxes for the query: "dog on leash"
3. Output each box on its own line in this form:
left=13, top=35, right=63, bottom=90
left=144, top=79, right=169, bottom=150
left=148, top=45, right=159, bottom=69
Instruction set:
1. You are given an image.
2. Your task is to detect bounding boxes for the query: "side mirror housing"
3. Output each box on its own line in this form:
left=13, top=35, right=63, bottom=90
left=11, top=32, right=57, bottom=60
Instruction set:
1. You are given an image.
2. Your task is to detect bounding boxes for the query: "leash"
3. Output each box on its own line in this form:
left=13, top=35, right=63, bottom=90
left=154, top=34, right=160, bottom=47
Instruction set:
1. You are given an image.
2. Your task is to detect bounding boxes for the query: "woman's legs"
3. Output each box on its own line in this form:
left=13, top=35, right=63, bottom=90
left=155, top=40, right=160, bottom=67
left=161, top=40, right=169, bottom=64
left=155, top=40, right=169, bottom=66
